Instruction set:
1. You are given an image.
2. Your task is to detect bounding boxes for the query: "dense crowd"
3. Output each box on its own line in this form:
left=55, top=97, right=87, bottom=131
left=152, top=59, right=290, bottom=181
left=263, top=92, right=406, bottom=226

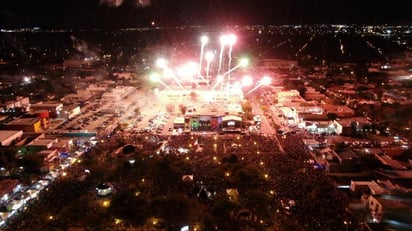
left=4, top=130, right=353, bottom=230
left=106, top=131, right=351, bottom=230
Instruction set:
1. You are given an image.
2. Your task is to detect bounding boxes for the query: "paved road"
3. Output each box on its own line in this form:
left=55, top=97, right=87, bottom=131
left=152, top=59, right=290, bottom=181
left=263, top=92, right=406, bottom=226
left=249, top=95, right=285, bottom=153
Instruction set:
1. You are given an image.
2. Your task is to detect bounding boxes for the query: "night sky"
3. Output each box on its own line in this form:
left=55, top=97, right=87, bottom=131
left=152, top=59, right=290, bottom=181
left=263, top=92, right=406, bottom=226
left=1, top=0, right=411, bottom=29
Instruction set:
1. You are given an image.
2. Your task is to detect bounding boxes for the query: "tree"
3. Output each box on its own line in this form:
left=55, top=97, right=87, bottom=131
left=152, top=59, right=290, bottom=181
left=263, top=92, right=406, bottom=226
left=228, top=154, right=239, bottom=163
left=149, top=156, right=183, bottom=191
left=17, top=153, right=43, bottom=174
left=151, top=194, right=190, bottom=225
left=235, top=166, right=261, bottom=189
left=0, top=146, right=18, bottom=166
left=109, top=189, right=148, bottom=225
left=212, top=199, right=241, bottom=230
left=190, top=91, right=197, bottom=102
left=59, top=195, right=94, bottom=227
left=165, top=103, right=175, bottom=113
left=243, top=190, right=271, bottom=218
left=133, top=107, right=140, bottom=115
left=260, top=105, right=269, bottom=113
left=179, top=104, right=187, bottom=115
left=298, top=86, right=307, bottom=98
left=241, top=101, right=252, bottom=114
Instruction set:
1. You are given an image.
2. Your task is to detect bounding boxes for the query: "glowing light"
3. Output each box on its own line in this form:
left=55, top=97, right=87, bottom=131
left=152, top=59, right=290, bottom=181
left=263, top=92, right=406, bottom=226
left=205, top=51, right=214, bottom=81
left=156, top=58, right=168, bottom=69
left=152, top=218, right=159, bottom=225
left=100, top=0, right=123, bottom=7
left=214, top=57, right=249, bottom=90
left=229, top=84, right=242, bottom=94
left=201, top=35, right=209, bottom=45
left=220, top=35, right=230, bottom=45
left=241, top=75, right=253, bottom=87
left=204, top=92, right=215, bottom=102
left=261, top=76, right=272, bottom=85
left=149, top=73, right=172, bottom=90
left=198, top=35, right=209, bottom=81
left=162, top=68, right=185, bottom=90
left=115, top=218, right=122, bottom=225
left=218, top=35, right=229, bottom=75
left=150, top=73, right=160, bottom=82
left=177, top=62, right=198, bottom=81
left=239, top=57, right=249, bottom=67
left=102, top=200, right=111, bottom=207
left=205, top=51, right=214, bottom=62
left=227, top=34, right=237, bottom=46
left=227, top=34, right=237, bottom=84
left=162, top=68, right=175, bottom=79
left=222, top=58, right=248, bottom=75
left=211, top=74, right=225, bottom=90
left=244, top=75, right=271, bottom=96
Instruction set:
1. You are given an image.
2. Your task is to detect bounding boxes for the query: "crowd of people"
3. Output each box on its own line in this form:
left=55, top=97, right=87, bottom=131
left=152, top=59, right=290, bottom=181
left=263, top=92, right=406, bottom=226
left=98, top=130, right=352, bottom=230
left=4, top=129, right=355, bottom=230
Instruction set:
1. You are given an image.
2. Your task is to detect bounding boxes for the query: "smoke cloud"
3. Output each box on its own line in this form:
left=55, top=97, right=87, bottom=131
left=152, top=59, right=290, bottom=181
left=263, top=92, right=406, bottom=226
left=136, top=0, right=151, bottom=7
left=70, top=35, right=97, bottom=58
left=99, top=0, right=124, bottom=7
left=99, top=0, right=151, bottom=8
